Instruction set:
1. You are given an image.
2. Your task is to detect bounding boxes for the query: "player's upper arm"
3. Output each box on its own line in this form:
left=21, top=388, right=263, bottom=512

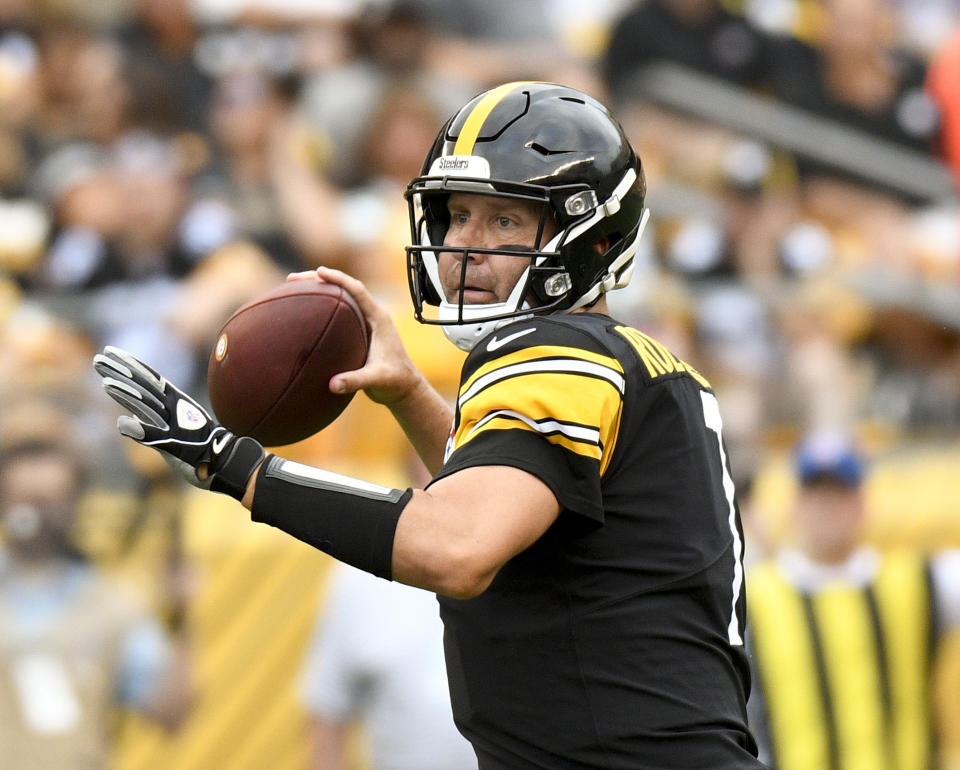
left=391, top=464, right=561, bottom=599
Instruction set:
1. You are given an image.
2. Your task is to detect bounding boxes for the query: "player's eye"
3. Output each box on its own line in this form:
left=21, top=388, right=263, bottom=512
left=497, top=216, right=515, bottom=228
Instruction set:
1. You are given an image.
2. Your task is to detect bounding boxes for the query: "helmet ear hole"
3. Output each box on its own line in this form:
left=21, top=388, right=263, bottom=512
left=407, top=243, right=444, bottom=308
left=423, top=194, right=450, bottom=247
left=530, top=276, right=552, bottom=305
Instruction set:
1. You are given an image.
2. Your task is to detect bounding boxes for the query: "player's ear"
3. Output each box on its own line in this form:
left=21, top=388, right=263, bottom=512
left=593, top=236, right=610, bottom=255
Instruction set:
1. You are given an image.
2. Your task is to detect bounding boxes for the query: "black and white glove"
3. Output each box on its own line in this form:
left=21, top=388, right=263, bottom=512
left=93, top=346, right=265, bottom=501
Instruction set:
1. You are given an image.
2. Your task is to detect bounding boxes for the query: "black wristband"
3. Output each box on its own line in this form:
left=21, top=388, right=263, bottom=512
left=250, top=455, right=410, bottom=580
left=210, top=436, right=266, bottom=501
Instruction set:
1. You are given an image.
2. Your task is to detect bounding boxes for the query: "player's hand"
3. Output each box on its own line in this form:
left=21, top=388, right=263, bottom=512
left=92, top=346, right=265, bottom=501
left=289, top=266, right=423, bottom=407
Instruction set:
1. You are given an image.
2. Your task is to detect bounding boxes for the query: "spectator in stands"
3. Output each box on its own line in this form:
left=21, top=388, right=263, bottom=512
left=409, top=0, right=581, bottom=88
left=33, top=23, right=132, bottom=147
left=201, top=68, right=304, bottom=271
left=273, top=77, right=453, bottom=284
left=767, top=0, right=940, bottom=159
left=746, top=431, right=960, bottom=769
left=109, top=131, right=199, bottom=281
left=117, top=0, right=212, bottom=135
left=19, top=141, right=120, bottom=292
left=295, top=1, right=473, bottom=193
left=0, top=25, right=42, bottom=200
left=27, top=131, right=226, bottom=390
left=299, top=564, right=476, bottom=770
left=602, top=0, right=773, bottom=103
left=0, top=429, right=191, bottom=770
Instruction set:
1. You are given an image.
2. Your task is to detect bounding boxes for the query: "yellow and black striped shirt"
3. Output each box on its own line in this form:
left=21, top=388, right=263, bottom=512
left=748, top=551, right=935, bottom=770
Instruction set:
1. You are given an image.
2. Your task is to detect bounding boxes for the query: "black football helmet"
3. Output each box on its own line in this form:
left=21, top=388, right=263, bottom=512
left=405, top=81, right=648, bottom=350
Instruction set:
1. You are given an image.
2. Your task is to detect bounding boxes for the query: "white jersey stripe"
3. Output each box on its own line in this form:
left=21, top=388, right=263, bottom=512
left=468, top=408, right=602, bottom=446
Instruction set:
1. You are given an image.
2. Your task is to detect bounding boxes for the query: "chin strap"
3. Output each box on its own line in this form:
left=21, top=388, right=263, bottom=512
left=442, top=323, right=488, bottom=352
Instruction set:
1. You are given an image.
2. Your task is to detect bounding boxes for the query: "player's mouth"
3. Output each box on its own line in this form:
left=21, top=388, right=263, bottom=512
left=461, top=285, right=497, bottom=303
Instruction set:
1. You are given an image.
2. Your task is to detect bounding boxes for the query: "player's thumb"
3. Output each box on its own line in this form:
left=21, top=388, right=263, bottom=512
left=117, top=415, right=147, bottom=441
left=329, top=373, right=360, bottom=395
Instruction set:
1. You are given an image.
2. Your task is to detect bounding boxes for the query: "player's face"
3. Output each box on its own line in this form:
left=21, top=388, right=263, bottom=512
left=0, top=452, right=79, bottom=558
left=439, top=193, right=556, bottom=304
left=794, top=480, right=865, bottom=563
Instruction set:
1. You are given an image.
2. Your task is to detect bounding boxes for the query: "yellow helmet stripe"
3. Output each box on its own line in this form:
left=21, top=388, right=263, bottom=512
left=452, top=81, right=534, bottom=156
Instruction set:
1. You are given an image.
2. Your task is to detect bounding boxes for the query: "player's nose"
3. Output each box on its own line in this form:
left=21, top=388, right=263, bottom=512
left=445, top=221, right=492, bottom=256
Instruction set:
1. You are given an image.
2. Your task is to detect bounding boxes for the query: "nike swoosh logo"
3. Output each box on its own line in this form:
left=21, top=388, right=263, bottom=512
left=487, top=327, right=536, bottom=352
left=212, top=433, right=231, bottom=455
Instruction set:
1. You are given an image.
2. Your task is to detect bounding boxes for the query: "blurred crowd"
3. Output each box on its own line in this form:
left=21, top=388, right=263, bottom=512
left=0, top=0, right=958, bottom=475
left=1, top=0, right=959, bottom=767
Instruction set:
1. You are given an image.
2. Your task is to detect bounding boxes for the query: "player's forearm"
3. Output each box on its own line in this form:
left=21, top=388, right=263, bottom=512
left=389, top=488, right=498, bottom=598
left=386, top=375, right=453, bottom=475
left=245, top=468, right=485, bottom=597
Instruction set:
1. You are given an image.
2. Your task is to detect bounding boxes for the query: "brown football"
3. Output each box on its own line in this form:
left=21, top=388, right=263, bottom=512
left=207, top=279, right=368, bottom=446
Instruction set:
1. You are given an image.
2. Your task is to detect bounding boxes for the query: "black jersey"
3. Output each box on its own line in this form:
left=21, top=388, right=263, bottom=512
left=429, top=313, right=762, bottom=769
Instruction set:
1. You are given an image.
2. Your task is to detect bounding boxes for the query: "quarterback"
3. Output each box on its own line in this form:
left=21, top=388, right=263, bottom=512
left=94, top=82, right=762, bottom=768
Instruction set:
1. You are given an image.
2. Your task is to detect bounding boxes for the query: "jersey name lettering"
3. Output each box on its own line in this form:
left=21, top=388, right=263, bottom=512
left=614, top=326, right=711, bottom=388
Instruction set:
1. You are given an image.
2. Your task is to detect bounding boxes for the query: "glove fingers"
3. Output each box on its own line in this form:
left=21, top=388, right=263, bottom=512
left=96, top=347, right=212, bottom=423
left=117, top=415, right=146, bottom=440
left=92, top=353, right=134, bottom=390
left=111, top=373, right=165, bottom=416
left=116, top=413, right=171, bottom=446
left=92, top=352, right=118, bottom=375
left=101, top=346, right=166, bottom=393
left=94, top=349, right=141, bottom=384
left=93, top=354, right=164, bottom=414
left=102, top=377, right=168, bottom=429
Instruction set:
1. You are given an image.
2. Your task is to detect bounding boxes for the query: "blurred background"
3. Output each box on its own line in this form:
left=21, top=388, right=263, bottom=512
left=0, top=0, right=958, bottom=767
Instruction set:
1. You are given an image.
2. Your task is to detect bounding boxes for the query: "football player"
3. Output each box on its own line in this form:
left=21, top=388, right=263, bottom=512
left=94, top=82, right=762, bottom=768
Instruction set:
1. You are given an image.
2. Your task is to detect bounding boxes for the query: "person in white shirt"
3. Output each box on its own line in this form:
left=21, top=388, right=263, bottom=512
left=299, top=563, right=476, bottom=770
left=0, top=436, right=190, bottom=770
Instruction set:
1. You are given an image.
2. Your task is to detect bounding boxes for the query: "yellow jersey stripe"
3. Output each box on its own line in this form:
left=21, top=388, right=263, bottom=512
left=452, top=81, right=532, bottom=156
left=456, top=369, right=623, bottom=472
left=459, top=358, right=624, bottom=411
left=462, top=344, right=624, bottom=395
